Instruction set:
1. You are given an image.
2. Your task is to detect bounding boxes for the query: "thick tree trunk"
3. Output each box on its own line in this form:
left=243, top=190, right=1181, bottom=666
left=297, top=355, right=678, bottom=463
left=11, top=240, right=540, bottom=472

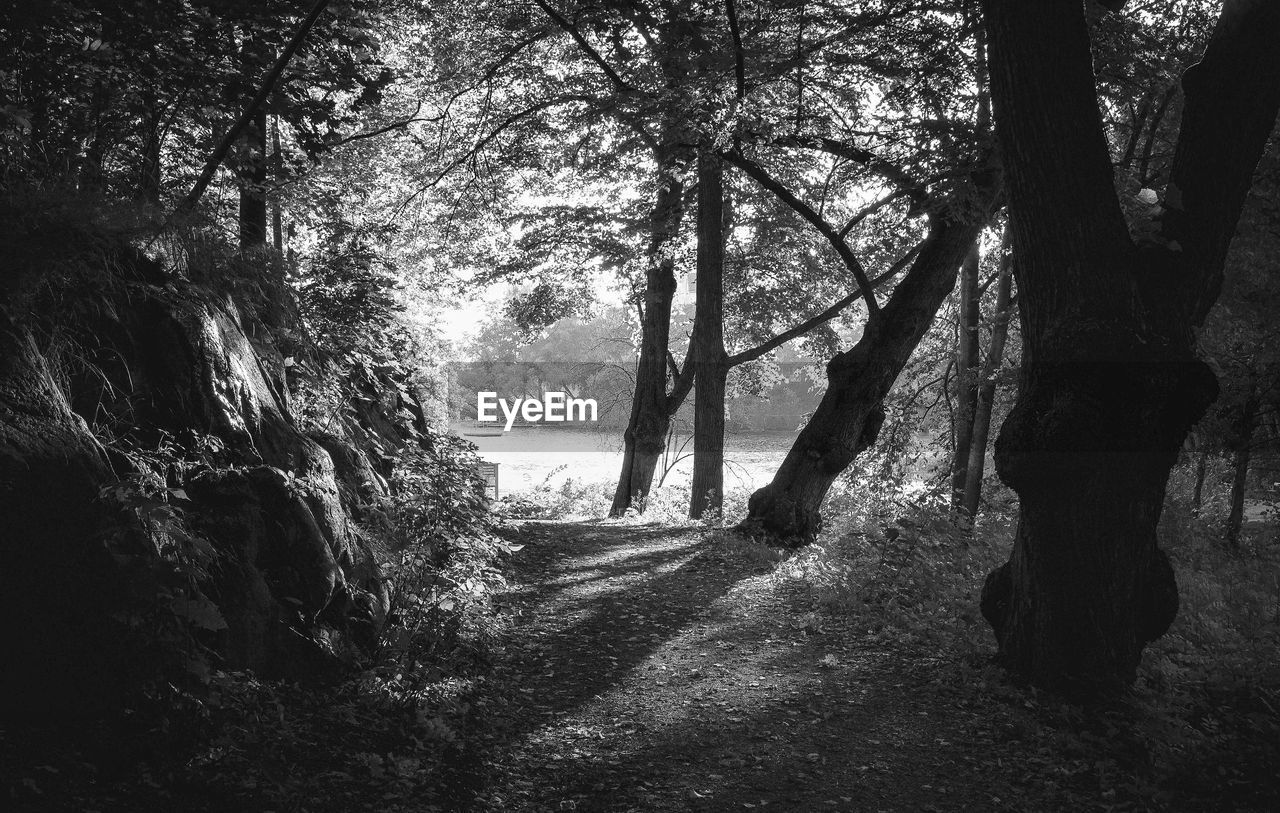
left=610, top=144, right=688, bottom=516
left=742, top=210, right=994, bottom=545
left=238, top=109, right=269, bottom=250
left=961, top=241, right=1014, bottom=519
left=979, top=0, right=1280, bottom=695
left=950, top=241, right=982, bottom=511
left=690, top=150, right=728, bottom=519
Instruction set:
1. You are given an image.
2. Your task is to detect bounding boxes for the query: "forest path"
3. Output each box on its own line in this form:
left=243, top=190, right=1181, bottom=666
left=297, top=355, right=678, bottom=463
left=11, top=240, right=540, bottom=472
left=469, top=520, right=1020, bottom=813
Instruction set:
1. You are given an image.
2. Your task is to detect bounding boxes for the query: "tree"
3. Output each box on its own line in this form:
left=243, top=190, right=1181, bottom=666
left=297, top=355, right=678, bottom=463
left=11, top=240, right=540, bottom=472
left=960, top=230, right=1015, bottom=518
left=949, top=241, right=982, bottom=511
left=978, top=0, right=1280, bottom=695
left=1194, top=143, right=1280, bottom=545
left=729, top=0, right=1001, bottom=542
left=736, top=171, right=999, bottom=543
left=689, top=148, right=729, bottom=518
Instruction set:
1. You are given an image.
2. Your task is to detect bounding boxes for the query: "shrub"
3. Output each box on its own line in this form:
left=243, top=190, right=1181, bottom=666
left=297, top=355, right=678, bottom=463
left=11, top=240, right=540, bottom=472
left=380, top=435, right=513, bottom=671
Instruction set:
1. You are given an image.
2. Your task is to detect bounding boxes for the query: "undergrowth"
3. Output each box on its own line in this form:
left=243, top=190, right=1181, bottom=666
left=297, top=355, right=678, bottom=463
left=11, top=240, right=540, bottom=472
left=775, top=469, right=1280, bottom=810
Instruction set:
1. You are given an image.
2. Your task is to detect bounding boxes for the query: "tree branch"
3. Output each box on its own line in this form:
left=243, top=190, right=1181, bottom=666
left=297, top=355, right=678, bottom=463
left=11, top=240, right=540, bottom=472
left=725, top=0, right=747, bottom=101
left=532, top=0, right=633, bottom=93
left=774, top=134, right=928, bottom=208
left=392, top=95, right=594, bottom=218
left=172, top=0, right=331, bottom=221
left=728, top=241, right=924, bottom=366
left=1161, top=0, right=1280, bottom=324
left=724, top=148, right=882, bottom=316
left=327, top=102, right=443, bottom=148
left=838, top=189, right=910, bottom=239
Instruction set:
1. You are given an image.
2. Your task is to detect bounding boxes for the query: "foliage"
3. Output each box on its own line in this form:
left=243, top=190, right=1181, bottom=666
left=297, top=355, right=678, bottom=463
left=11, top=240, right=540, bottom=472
left=296, top=212, right=406, bottom=361
left=381, top=435, right=512, bottom=670
left=0, top=0, right=394, bottom=197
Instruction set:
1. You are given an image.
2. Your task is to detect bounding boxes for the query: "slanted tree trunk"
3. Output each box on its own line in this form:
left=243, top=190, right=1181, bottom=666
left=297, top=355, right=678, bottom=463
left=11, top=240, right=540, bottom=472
left=690, top=150, right=728, bottom=519
left=951, top=241, right=982, bottom=511
left=961, top=235, right=1014, bottom=518
left=610, top=141, right=689, bottom=516
left=742, top=206, right=996, bottom=545
left=979, top=0, right=1280, bottom=696
left=1226, top=383, right=1258, bottom=547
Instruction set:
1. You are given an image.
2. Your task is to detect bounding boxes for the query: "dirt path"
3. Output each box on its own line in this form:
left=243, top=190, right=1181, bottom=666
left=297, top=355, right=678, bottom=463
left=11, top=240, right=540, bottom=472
left=466, top=520, right=1044, bottom=813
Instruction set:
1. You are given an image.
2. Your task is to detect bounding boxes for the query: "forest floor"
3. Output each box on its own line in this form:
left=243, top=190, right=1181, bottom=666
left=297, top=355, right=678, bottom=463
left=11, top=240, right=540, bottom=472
left=7, top=518, right=1274, bottom=812
left=465, top=520, right=1186, bottom=813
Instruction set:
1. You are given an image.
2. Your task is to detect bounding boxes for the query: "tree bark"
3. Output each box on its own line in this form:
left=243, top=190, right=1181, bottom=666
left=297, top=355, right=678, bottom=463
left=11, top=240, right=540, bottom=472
left=271, top=115, right=284, bottom=252
left=690, top=149, right=728, bottom=519
left=950, top=240, right=982, bottom=511
left=138, top=95, right=163, bottom=205
left=979, top=0, right=1280, bottom=696
left=1191, top=448, right=1208, bottom=517
left=961, top=236, right=1014, bottom=519
left=741, top=202, right=996, bottom=545
left=238, top=108, right=269, bottom=250
left=1226, top=384, right=1258, bottom=547
left=610, top=142, right=689, bottom=516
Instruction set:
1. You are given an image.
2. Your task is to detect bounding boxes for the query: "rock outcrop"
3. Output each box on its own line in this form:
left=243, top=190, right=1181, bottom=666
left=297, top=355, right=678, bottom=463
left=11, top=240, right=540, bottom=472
left=0, top=238, right=424, bottom=716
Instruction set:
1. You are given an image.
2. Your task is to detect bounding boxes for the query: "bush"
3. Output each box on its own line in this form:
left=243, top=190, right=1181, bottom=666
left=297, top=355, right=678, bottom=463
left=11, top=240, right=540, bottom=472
left=380, top=435, right=513, bottom=672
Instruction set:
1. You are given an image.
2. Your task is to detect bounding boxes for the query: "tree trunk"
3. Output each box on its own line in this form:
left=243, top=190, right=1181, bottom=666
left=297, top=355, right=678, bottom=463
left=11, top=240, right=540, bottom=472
left=1226, top=385, right=1258, bottom=547
left=610, top=142, right=688, bottom=516
left=690, top=150, right=728, bottom=519
left=961, top=235, right=1014, bottom=519
left=138, top=96, right=163, bottom=205
left=238, top=109, right=269, bottom=250
left=950, top=240, right=982, bottom=511
left=271, top=115, right=284, bottom=252
left=78, top=77, right=110, bottom=195
left=742, top=209, right=994, bottom=545
left=978, top=0, right=1280, bottom=696
left=1191, top=448, right=1208, bottom=517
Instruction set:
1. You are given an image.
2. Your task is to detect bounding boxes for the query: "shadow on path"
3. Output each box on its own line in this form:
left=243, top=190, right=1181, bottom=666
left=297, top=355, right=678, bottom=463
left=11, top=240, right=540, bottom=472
left=493, top=520, right=768, bottom=724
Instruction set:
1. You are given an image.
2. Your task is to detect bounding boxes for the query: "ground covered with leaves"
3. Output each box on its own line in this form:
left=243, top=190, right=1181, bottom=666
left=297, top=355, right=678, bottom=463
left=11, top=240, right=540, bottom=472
left=4, top=516, right=1275, bottom=812
left=467, top=518, right=1278, bottom=812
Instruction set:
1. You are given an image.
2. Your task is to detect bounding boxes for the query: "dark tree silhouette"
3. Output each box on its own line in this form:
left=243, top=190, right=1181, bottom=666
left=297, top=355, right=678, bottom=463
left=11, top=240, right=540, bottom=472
left=979, top=0, right=1280, bottom=695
